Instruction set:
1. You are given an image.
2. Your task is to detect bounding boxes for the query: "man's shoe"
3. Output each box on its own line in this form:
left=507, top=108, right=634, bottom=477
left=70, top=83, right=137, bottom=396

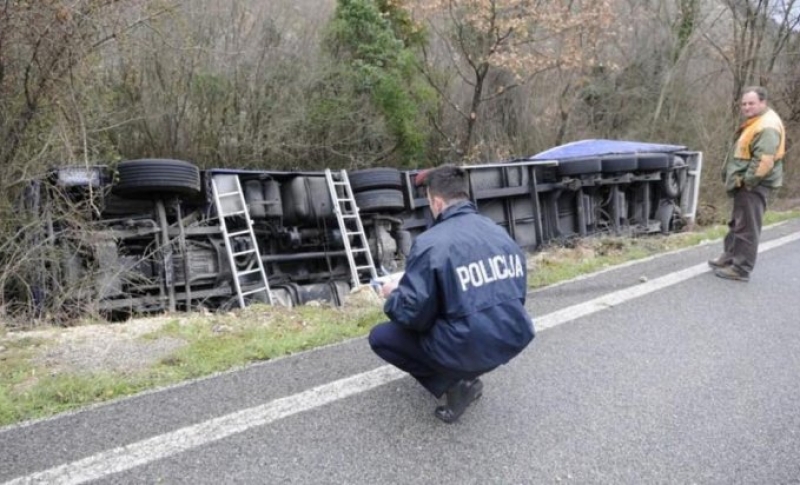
left=714, top=266, right=750, bottom=282
left=708, top=256, right=731, bottom=269
left=434, top=379, right=483, bottom=424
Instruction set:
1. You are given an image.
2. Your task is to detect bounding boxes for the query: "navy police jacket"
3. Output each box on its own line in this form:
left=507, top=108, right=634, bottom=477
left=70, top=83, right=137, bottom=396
left=384, top=200, right=535, bottom=373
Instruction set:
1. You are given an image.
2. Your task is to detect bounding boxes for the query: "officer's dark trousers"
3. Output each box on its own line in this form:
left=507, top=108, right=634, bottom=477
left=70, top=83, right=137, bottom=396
left=368, top=321, right=487, bottom=398
left=721, top=185, right=770, bottom=274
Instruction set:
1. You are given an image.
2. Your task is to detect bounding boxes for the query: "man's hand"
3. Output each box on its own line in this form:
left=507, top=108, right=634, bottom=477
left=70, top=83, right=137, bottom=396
left=733, top=174, right=744, bottom=188
left=381, top=280, right=399, bottom=298
left=373, top=272, right=404, bottom=298
left=754, top=155, right=775, bottom=178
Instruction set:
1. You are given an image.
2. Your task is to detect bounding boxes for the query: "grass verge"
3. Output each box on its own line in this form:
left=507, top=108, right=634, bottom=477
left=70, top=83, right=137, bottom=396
left=529, top=210, right=797, bottom=288
left=1, top=211, right=798, bottom=427
left=0, top=298, right=386, bottom=427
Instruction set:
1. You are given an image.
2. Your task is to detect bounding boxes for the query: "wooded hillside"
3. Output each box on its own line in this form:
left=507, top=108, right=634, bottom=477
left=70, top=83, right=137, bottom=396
left=2, top=0, right=798, bottom=192
left=1, top=0, right=798, bottom=319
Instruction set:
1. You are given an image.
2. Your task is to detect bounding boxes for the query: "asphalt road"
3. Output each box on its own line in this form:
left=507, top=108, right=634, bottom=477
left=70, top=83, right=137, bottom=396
left=2, top=219, right=800, bottom=485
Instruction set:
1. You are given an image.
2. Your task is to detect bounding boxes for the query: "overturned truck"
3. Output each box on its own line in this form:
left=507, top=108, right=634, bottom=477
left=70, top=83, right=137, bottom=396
left=10, top=140, right=701, bottom=317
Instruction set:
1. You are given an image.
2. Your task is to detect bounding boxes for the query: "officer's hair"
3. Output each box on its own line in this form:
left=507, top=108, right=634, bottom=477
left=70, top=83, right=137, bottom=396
left=423, top=164, right=469, bottom=202
left=743, top=86, right=768, bottom=102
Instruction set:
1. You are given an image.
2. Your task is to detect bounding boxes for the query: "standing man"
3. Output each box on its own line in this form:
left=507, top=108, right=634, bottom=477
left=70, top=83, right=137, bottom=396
left=368, top=165, right=535, bottom=423
left=710, top=86, right=786, bottom=282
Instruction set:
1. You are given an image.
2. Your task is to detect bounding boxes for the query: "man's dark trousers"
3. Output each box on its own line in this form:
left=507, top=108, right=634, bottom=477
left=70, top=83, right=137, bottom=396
left=369, top=322, right=488, bottom=398
left=722, top=185, right=770, bottom=274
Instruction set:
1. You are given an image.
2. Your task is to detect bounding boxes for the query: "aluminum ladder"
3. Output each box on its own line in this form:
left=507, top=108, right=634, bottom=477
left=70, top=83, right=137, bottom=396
left=324, top=169, right=378, bottom=289
left=210, top=174, right=273, bottom=307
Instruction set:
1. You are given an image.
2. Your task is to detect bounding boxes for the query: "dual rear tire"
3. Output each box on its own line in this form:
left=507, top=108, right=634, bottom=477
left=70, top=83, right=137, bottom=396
left=112, top=159, right=201, bottom=199
left=348, top=168, right=405, bottom=213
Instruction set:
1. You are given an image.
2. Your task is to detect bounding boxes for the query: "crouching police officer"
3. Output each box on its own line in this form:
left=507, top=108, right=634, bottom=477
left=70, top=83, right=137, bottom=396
left=368, top=164, right=535, bottom=423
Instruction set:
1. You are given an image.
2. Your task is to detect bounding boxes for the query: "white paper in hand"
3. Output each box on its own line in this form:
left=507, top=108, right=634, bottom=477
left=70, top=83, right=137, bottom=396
left=369, top=271, right=404, bottom=294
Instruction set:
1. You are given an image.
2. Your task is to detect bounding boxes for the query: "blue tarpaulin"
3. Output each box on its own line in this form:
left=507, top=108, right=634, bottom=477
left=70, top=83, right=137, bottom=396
left=529, top=139, right=686, bottom=161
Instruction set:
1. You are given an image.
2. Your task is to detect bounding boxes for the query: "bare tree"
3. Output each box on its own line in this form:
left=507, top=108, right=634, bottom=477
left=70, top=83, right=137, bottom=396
left=0, top=1, right=176, bottom=173
left=401, top=0, right=612, bottom=160
left=705, top=0, right=800, bottom=113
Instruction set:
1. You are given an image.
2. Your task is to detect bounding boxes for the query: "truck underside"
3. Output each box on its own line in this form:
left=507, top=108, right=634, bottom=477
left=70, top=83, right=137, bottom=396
left=7, top=142, right=702, bottom=318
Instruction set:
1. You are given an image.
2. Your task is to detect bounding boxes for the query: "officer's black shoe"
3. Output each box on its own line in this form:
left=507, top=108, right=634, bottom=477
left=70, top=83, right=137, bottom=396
left=467, top=378, right=483, bottom=401
left=434, top=379, right=483, bottom=424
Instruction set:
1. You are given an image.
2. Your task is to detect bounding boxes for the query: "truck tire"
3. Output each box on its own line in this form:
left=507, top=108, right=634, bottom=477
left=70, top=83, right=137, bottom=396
left=636, top=153, right=670, bottom=171
left=661, top=168, right=687, bottom=199
left=556, top=157, right=602, bottom=177
left=354, top=189, right=405, bottom=213
left=600, top=155, right=638, bottom=173
left=113, top=159, right=201, bottom=199
left=348, top=168, right=403, bottom=192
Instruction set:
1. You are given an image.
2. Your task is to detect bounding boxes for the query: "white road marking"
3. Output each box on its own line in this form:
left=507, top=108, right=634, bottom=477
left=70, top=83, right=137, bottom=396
left=5, top=231, right=799, bottom=485
left=537, top=232, right=800, bottom=330
left=3, top=366, right=406, bottom=485
left=534, top=263, right=704, bottom=331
